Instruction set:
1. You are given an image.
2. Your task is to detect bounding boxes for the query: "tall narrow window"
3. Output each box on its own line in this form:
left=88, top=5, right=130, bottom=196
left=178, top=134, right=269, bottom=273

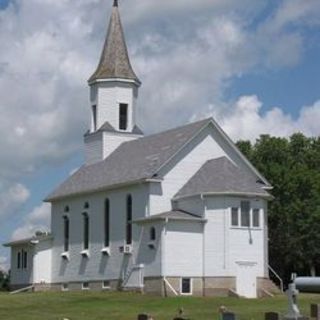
left=23, top=250, right=27, bottom=269
left=63, top=216, right=70, bottom=252
left=92, top=105, right=97, bottom=131
left=253, top=209, right=260, bottom=227
left=119, top=103, right=128, bottom=130
left=104, top=199, right=110, bottom=247
left=126, top=195, right=132, bottom=245
left=83, top=213, right=89, bottom=250
left=150, top=227, right=156, bottom=241
left=241, top=201, right=250, bottom=227
left=17, top=252, right=21, bottom=269
left=231, top=207, right=239, bottom=226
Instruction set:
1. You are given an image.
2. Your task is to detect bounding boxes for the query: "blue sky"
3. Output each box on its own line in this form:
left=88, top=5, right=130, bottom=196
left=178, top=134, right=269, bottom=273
left=0, top=0, right=320, bottom=270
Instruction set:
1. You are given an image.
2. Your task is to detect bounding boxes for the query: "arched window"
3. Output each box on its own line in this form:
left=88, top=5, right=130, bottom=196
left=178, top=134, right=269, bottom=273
left=64, top=206, right=70, bottom=213
left=150, top=227, right=156, bottom=241
left=63, top=216, right=70, bottom=252
left=84, top=202, right=90, bottom=209
left=126, top=195, right=132, bottom=245
left=104, top=199, right=110, bottom=247
left=83, top=213, right=89, bottom=250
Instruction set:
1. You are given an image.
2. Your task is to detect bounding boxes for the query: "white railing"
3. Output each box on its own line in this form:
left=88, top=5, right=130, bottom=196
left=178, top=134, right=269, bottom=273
left=268, top=264, right=284, bottom=292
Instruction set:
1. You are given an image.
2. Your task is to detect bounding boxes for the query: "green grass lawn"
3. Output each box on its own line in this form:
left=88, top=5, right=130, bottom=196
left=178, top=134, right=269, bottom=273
left=0, top=291, right=318, bottom=320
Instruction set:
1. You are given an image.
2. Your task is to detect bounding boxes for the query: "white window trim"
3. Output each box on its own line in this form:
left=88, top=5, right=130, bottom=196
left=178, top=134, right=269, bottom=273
left=180, top=278, right=193, bottom=295
left=101, top=247, right=111, bottom=256
left=61, top=252, right=70, bottom=260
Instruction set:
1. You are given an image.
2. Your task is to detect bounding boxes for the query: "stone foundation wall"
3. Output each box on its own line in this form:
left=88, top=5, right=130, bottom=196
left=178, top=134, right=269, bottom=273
left=144, top=277, right=236, bottom=297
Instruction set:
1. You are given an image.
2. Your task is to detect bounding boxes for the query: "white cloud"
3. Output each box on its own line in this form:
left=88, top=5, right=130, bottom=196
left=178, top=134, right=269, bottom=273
left=0, top=183, right=30, bottom=218
left=195, top=96, right=320, bottom=142
left=0, top=256, right=8, bottom=272
left=11, top=203, right=51, bottom=241
left=0, top=0, right=318, bottom=184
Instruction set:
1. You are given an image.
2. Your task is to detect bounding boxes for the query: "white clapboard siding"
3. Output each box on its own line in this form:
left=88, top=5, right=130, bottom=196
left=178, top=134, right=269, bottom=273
left=50, top=184, right=149, bottom=284
left=163, top=221, right=203, bottom=277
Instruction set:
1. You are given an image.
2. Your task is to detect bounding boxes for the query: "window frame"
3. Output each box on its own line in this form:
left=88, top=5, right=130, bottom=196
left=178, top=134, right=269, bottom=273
left=252, top=208, right=260, bottom=228
left=92, top=105, right=97, bottom=131
left=119, top=103, right=128, bottom=130
left=240, top=201, right=250, bottom=227
left=231, top=207, right=239, bottom=227
left=82, top=282, right=90, bottom=290
left=17, top=252, right=21, bottom=269
left=83, top=212, right=90, bottom=250
left=180, top=278, right=192, bottom=295
left=104, top=199, right=110, bottom=248
left=126, top=195, right=133, bottom=245
left=150, top=227, right=156, bottom=242
left=63, top=215, right=70, bottom=252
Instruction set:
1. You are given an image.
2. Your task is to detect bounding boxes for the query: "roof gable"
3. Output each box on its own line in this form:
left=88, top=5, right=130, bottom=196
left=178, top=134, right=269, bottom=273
left=175, top=157, right=271, bottom=199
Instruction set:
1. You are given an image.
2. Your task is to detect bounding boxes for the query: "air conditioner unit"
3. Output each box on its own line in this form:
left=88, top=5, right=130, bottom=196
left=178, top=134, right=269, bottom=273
left=123, top=245, right=132, bottom=254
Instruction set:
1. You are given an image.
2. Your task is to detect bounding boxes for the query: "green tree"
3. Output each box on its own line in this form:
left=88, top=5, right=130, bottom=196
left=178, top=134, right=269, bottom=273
left=237, top=133, right=320, bottom=283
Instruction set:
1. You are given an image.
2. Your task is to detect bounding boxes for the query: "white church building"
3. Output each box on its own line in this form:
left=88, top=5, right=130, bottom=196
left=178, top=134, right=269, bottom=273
left=4, top=1, right=279, bottom=298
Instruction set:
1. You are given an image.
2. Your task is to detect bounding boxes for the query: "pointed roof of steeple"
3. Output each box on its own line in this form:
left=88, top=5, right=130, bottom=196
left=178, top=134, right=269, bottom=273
left=88, top=1, right=140, bottom=84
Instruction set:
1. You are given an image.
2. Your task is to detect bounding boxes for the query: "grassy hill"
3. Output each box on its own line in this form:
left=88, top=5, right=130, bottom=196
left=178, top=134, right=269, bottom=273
left=0, top=291, right=318, bottom=320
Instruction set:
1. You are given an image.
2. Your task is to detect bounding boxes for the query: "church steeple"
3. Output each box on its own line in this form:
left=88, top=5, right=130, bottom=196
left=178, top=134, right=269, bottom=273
left=88, top=1, right=140, bottom=84
left=85, top=1, right=143, bottom=165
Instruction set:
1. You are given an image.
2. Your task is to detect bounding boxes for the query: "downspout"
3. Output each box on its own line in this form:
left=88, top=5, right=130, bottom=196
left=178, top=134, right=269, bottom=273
left=201, top=193, right=206, bottom=296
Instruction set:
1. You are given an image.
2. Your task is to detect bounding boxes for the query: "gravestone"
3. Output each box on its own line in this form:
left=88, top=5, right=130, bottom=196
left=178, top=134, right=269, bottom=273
left=137, top=314, right=153, bottom=320
left=265, top=312, right=280, bottom=320
left=311, top=304, right=320, bottom=320
left=221, top=312, right=237, bottom=320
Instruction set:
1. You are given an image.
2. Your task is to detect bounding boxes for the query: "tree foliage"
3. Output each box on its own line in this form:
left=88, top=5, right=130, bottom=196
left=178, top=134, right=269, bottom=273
left=0, top=270, right=9, bottom=291
left=237, top=133, right=320, bottom=283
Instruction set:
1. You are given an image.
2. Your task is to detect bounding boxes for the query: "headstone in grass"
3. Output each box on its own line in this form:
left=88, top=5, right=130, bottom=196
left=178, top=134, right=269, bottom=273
left=221, top=311, right=237, bottom=320
left=311, top=304, right=320, bottom=320
left=265, top=312, right=280, bottom=320
left=137, top=313, right=153, bottom=320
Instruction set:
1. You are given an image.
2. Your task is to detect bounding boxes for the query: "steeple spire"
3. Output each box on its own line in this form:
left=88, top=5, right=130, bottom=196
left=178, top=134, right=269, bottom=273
left=88, top=1, right=140, bottom=84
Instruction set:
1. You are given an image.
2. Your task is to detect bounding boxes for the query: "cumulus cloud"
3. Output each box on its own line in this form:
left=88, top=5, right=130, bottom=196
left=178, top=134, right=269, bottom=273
left=194, top=96, right=320, bottom=142
left=0, top=0, right=319, bottom=184
left=0, top=256, right=8, bottom=272
left=11, top=202, right=51, bottom=241
left=0, top=183, right=30, bottom=218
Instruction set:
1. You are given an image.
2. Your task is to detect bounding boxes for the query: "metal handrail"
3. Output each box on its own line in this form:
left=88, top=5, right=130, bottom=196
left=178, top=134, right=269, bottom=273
left=268, top=264, right=284, bottom=292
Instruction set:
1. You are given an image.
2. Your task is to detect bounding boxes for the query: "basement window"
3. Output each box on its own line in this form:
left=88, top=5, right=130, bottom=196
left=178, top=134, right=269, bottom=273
left=181, top=278, right=192, bottom=295
left=102, top=280, right=111, bottom=289
left=61, top=283, right=69, bottom=291
left=82, top=282, right=90, bottom=290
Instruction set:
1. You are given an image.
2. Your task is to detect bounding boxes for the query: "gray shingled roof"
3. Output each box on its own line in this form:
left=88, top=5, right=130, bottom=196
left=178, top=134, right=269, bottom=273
left=88, top=3, right=140, bottom=83
left=134, top=210, right=206, bottom=223
left=46, top=118, right=211, bottom=201
left=175, top=157, right=271, bottom=199
left=3, top=233, right=52, bottom=247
